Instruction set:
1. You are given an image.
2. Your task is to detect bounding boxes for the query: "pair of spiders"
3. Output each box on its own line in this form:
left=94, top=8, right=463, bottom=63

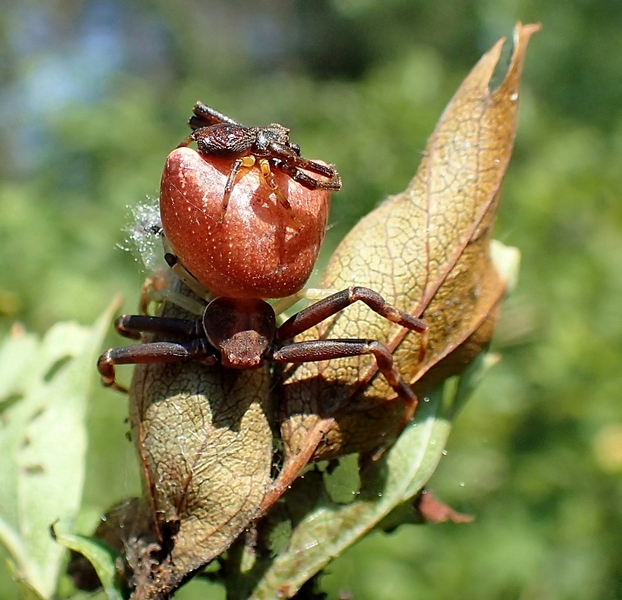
left=98, top=103, right=426, bottom=414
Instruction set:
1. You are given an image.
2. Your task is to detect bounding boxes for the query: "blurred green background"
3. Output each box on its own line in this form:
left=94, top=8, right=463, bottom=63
left=1, top=0, right=622, bottom=598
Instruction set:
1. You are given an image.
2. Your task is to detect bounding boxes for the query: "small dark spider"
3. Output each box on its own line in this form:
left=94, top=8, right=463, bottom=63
left=177, top=102, right=342, bottom=225
left=98, top=286, right=426, bottom=419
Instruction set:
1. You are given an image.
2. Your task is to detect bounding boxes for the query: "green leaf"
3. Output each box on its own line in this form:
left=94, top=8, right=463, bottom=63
left=234, top=241, right=519, bottom=598
left=246, top=382, right=449, bottom=599
left=244, top=337, right=504, bottom=600
left=6, top=560, right=45, bottom=600
left=0, top=300, right=119, bottom=598
left=54, top=528, right=123, bottom=600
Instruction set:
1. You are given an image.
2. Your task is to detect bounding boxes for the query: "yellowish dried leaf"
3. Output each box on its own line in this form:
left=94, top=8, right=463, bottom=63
left=276, top=23, right=539, bottom=486
left=127, top=280, right=274, bottom=598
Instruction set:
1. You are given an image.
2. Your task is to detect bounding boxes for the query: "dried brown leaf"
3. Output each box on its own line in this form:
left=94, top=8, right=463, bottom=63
left=126, top=279, right=274, bottom=598
left=273, top=23, right=539, bottom=494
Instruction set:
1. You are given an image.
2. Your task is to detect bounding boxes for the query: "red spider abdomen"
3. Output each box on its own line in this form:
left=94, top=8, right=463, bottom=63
left=160, top=147, right=331, bottom=299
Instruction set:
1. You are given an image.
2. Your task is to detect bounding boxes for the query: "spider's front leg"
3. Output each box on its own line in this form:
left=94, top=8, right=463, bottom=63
left=274, top=285, right=428, bottom=422
left=280, top=156, right=342, bottom=192
left=277, top=286, right=427, bottom=347
left=188, top=101, right=240, bottom=129
left=97, top=315, right=214, bottom=393
left=220, top=155, right=257, bottom=221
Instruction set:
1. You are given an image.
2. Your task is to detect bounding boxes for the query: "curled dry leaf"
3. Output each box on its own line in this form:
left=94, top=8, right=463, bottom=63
left=272, top=23, right=540, bottom=499
left=126, top=276, right=274, bottom=598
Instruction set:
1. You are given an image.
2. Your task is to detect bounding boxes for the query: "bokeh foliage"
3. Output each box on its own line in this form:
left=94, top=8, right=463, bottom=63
left=1, top=1, right=621, bottom=598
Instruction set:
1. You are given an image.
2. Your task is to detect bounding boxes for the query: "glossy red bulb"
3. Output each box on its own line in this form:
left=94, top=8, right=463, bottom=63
left=160, top=147, right=332, bottom=299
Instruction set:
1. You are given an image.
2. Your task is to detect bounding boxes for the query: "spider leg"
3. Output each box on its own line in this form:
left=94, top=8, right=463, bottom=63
left=264, top=142, right=340, bottom=187
left=220, top=156, right=256, bottom=223
left=278, top=284, right=426, bottom=340
left=114, top=314, right=203, bottom=340
left=258, top=159, right=302, bottom=230
left=278, top=285, right=427, bottom=364
left=271, top=339, right=418, bottom=421
left=293, top=155, right=340, bottom=179
left=279, top=158, right=342, bottom=191
left=188, top=101, right=240, bottom=129
left=162, top=250, right=214, bottom=303
left=98, top=338, right=216, bottom=393
left=176, top=133, right=195, bottom=148
left=139, top=276, right=166, bottom=316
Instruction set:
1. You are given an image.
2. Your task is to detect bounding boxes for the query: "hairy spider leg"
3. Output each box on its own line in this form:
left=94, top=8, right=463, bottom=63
left=275, top=285, right=428, bottom=424
left=272, top=339, right=418, bottom=422
left=277, top=286, right=427, bottom=341
left=219, top=155, right=257, bottom=223
left=189, top=101, right=240, bottom=129
left=258, top=159, right=303, bottom=230
left=279, top=158, right=342, bottom=192
left=176, top=133, right=195, bottom=149
left=98, top=315, right=216, bottom=393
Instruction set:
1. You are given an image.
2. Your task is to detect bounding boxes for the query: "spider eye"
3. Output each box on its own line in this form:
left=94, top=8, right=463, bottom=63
left=290, top=143, right=301, bottom=156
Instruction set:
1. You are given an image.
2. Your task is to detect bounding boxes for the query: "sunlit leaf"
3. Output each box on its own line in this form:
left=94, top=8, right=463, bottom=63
left=233, top=377, right=449, bottom=598
left=245, top=22, right=538, bottom=599
left=279, top=21, right=539, bottom=474
left=6, top=560, right=45, bottom=600
left=235, top=334, right=504, bottom=598
left=0, top=301, right=118, bottom=597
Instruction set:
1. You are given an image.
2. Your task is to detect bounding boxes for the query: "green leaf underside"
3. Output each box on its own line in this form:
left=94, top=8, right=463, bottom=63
left=54, top=529, right=124, bottom=600
left=0, top=301, right=119, bottom=597
left=6, top=560, right=45, bottom=600
left=234, top=240, right=517, bottom=598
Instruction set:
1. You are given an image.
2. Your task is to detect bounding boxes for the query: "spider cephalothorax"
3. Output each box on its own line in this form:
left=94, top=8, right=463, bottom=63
left=98, top=286, right=426, bottom=420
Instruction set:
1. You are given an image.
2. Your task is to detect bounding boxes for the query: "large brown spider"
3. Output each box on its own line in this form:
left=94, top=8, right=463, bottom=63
left=98, top=286, right=427, bottom=419
left=177, top=102, right=342, bottom=224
